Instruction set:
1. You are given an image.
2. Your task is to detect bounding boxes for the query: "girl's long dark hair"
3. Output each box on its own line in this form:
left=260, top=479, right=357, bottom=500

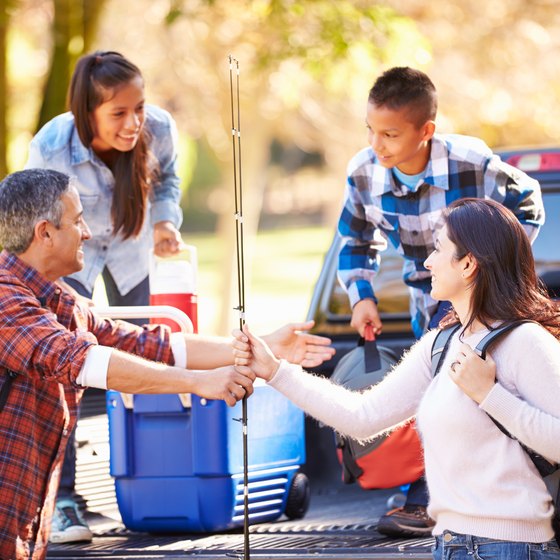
left=439, top=198, right=560, bottom=338
left=68, top=51, right=158, bottom=239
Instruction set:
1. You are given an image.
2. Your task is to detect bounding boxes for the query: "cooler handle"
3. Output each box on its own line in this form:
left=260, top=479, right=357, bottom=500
left=93, top=305, right=194, bottom=409
left=93, top=305, right=193, bottom=333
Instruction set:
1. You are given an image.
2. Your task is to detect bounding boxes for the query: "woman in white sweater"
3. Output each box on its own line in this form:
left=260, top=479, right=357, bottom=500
left=234, top=198, right=560, bottom=560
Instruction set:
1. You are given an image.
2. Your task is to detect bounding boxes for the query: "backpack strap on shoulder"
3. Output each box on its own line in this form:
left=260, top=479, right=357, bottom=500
left=431, top=319, right=556, bottom=477
left=431, top=324, right=461, bottom=377
left=474, top=320, right=557, bottom=478
left=474, top=320, right=532, bottom=359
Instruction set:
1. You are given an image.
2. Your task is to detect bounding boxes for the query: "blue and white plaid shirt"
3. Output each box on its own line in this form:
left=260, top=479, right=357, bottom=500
left=337, top=134, right=544, bottom=337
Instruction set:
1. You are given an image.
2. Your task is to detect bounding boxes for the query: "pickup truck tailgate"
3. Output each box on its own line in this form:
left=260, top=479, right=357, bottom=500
left=46, top=390, right=432, bottom=560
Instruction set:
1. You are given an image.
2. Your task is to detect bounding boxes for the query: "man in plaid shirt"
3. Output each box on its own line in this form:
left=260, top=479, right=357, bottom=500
left=0, top=169, right=334, bottom=559
left=337, top=67, right=544, bottom=537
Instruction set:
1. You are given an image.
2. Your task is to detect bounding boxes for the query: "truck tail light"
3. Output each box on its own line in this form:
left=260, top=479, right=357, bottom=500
left=504, top=152, right=560, bottom=172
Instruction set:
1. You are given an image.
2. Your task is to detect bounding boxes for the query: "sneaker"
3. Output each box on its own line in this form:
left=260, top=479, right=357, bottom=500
left=49, top=499, right=93, bottom=544
left=377, top=505, right=435, bottom=538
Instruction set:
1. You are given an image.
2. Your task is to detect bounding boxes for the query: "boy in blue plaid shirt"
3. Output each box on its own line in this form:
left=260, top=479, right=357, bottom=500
left=337, top=66, right=544, bottom=537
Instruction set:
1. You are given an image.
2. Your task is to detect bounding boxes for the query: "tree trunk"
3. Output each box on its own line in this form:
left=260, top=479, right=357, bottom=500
left=36, top=0, right=80, bottom=130
left=35, top=0, right=107, bottom=132
left=0, top=3, right=9, bottom=177
left=83, top=0, right=107, bottom=52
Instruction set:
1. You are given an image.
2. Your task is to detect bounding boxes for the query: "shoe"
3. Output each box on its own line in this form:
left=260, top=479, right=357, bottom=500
left=49, top=499, right=93, bottom=544
left=377, top=505, right=435, bottom=538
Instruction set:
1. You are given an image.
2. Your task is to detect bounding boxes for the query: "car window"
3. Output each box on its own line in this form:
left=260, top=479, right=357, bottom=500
left=321, top=236, right=411, bottom=335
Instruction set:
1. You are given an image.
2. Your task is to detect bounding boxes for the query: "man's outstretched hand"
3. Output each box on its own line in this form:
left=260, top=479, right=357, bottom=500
left=262, top=320, right=335, bottom=368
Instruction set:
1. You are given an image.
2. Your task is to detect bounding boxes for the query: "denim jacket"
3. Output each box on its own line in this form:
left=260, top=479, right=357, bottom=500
left=25, top=105, right=183, bottom=295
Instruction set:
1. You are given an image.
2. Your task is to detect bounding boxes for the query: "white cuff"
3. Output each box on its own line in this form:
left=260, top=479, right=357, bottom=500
left=76, top=346, right=113, bottom=389
left=170, top=332, right=187, bottom=368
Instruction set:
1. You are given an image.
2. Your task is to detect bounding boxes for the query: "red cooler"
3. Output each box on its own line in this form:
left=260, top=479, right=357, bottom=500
left=149, top=246, right=198, bottom=333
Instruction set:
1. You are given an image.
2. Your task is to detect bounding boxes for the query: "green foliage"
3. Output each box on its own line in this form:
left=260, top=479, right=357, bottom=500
left=181, top=139, right=223, bottom=232
left=176, top=133, right=197, bottom=192
left=165, top=1, right=425, bottom=78
left=257, top=2, right=397, bottom=67
left=165, top=0, right=183, bottom=26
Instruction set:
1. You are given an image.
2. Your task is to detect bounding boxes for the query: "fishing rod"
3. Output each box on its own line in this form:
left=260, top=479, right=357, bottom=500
left=229, top=54, right=250, bottom=560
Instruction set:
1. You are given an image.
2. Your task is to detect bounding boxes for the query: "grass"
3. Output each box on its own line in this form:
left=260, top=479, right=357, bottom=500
left=93, top=225, right=334, bottom=336
left=186, top=225, right=333, bottom=335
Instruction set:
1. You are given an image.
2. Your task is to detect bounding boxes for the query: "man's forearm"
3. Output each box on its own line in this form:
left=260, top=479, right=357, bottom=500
left=183, top=334, right=235, bottom=369
left=105, top=347, right=255, bottom=406
left=107, top=348, right=200, bottom=394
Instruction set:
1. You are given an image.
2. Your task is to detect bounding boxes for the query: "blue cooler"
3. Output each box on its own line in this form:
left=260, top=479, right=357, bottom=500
left=106, top=382, right=308, bottom=532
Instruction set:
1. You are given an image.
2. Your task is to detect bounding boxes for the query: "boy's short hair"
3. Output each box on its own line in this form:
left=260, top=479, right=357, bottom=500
left=368, top=67, right=437, bottom=128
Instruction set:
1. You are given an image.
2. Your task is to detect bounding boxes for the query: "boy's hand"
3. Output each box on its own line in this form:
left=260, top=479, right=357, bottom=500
left=351, top=299, right=382, bottom=337
left=262, top=321, right=335, bottom=368
left=233, top=325, right=281, bottom=382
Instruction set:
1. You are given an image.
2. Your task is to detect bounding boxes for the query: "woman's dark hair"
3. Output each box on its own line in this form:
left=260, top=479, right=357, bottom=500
left=439, top=198, right=560, bottom=338
left=68, top=50, right=158, bottom=239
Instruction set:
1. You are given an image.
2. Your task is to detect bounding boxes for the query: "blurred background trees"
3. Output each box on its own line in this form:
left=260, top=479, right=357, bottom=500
left=35, top=0, right=107, bottom=127
left=1, top=0, right=559, bottom=332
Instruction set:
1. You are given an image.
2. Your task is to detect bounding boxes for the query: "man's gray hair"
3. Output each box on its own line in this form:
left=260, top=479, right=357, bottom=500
left=0, top=168, right=73, bottom=254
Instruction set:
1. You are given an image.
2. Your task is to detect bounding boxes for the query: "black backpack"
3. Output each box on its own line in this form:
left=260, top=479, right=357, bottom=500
left=431, top=321, right=560, bottom=545
left=331, top=336, right=425, bottom=489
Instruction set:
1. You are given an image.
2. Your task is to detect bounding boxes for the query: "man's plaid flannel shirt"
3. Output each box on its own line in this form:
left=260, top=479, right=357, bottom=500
left=0, top=251, right=174, bottom=559
left=337, top=134, right=544, bottom=337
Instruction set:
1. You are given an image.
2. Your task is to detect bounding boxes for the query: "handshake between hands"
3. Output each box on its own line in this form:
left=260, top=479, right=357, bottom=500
left=223, top=321, right=335, bottom=405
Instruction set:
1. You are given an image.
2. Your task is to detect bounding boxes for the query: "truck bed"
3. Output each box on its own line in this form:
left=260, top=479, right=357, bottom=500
left=46, top=389, right=433, bottom=560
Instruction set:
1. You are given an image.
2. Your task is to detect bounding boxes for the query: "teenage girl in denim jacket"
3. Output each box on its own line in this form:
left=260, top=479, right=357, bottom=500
left=25, top=50, right=183, bottom=308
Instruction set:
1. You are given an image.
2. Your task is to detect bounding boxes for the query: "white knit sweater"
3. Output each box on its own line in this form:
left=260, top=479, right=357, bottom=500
left=269, top=322, right=560, bottom=543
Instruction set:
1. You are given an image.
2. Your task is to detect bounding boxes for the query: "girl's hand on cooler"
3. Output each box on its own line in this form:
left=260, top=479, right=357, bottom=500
left=154, top=221, right=183, bottom=257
